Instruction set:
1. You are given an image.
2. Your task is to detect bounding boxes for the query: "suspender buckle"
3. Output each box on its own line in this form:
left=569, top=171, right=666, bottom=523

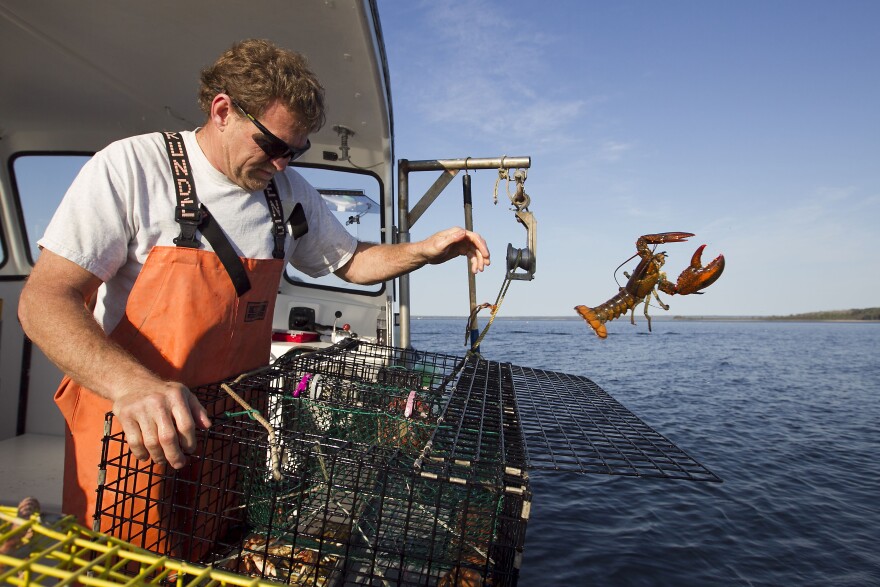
left=174, top=204, right=205, bottom=224
left=173, top=205, right=205, bottom=248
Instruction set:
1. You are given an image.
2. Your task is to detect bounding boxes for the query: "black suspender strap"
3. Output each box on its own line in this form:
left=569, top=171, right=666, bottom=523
left=161, top=131, right=252, bottom=296
left=263, top=179, right=287, bottom=259
left=198, top=208, right=253, bottom=296
left=162, top=131, right=203, bottom=249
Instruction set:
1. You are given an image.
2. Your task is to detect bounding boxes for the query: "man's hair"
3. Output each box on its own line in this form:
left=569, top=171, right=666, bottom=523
left=199, top=39, right=326, bottom=134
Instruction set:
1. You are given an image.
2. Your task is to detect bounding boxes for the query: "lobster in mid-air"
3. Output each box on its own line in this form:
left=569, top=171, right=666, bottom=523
left=575, top=232, right=725, bottom=338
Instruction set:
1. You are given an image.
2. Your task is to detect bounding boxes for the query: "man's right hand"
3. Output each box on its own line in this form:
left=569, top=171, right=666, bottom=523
left=112, top=382, right=212, bottom=469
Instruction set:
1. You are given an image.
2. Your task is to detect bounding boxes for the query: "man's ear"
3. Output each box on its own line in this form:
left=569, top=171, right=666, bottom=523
left=210, top=94, right=234, bottom=130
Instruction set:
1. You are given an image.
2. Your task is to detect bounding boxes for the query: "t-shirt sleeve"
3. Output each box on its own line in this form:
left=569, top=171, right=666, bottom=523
left=284, top=174, right=358, bottom=278
left=37, top=145, right=133, bottom=283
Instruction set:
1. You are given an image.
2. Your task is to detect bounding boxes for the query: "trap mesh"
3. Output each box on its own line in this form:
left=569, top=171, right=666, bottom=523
left=97, top=342, right=527, bottom=586
left=96, top=340, right=717, bottom=585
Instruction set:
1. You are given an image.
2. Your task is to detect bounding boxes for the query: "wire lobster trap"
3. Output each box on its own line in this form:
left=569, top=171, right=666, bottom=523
left=96, top=340, right=718, bottom=586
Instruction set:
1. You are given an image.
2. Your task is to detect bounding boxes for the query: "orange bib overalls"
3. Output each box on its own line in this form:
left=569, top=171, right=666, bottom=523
left=54, top=132, right=287, bottom=556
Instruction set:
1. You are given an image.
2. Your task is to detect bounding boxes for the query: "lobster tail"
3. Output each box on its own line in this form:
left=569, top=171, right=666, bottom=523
left=575, top=289, right=637, bottom=339
left=574, top=305, right=607, bottom=338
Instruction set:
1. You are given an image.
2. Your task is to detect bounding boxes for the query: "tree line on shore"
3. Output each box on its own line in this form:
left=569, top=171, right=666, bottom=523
left=766, top=307, right=880, bottom=321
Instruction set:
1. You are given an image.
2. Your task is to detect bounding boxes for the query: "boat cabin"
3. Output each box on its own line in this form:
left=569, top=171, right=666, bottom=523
left=0, top=0, right=397, bottom=510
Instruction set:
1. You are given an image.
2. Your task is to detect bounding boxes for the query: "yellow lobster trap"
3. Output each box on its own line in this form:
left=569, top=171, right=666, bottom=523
left=0, top=505, right=276, bottom=586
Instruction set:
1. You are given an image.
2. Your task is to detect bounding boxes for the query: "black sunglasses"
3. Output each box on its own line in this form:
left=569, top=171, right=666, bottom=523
left=227, top=96, right=310, bottom=162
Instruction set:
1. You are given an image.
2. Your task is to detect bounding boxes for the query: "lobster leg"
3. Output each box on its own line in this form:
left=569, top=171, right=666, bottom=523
left=645, top=289, right=671, bottom=332
left=651, top=288, right=670, bottom=311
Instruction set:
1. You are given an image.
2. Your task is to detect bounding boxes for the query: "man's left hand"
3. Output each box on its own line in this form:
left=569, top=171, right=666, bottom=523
left=421, top=227, right=490, bottom=274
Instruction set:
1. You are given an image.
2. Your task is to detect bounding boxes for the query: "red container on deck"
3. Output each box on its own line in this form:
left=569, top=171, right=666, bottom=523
left=271, top=331, right=320, bottom=343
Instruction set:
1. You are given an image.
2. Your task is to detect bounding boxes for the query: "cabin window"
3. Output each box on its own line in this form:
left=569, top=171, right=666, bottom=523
left=12, top=154, right=91, bottom=264
left=286, top=166, right=384, bottom=294
left=11, top=157, right=385, bottom=295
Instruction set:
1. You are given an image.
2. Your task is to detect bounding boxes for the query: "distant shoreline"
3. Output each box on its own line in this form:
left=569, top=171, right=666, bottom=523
left=412, top=312, right=880, bottom=323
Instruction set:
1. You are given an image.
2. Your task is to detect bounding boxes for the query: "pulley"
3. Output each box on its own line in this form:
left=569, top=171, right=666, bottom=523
left=505, top=169, right=537, bottom=281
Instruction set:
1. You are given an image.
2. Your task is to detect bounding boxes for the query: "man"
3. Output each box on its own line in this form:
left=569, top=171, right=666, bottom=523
left=17, top=39, right=489, bottom=527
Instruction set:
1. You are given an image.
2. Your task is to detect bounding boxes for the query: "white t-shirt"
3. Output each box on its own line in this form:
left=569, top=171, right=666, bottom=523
left=39, top=131, right=357, bottom=333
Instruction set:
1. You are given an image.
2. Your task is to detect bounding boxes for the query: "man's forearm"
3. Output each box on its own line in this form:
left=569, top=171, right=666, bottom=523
left=334, top=241, right=427, bottom=285
left=18, top=252, right=163, bottom=402
left=334, top=227, right=490, bottom=285
left=20, top=287, right=162, bottom=401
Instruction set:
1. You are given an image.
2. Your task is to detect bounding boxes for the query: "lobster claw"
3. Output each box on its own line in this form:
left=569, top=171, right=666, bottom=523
left=638, top=231, right=695, bottom=247
left=668, top=244, right=725, bottom=295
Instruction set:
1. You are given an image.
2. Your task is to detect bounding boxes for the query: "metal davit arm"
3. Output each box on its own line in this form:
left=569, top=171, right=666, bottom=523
left=397, top=156, right=531, bottom=348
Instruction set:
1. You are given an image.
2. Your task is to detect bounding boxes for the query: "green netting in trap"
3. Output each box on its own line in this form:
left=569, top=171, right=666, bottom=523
left=96, top=343, right=529, bottom=585
left=280, top=378, right=441, bottom=454
left=232, top=430, right=506, bottom=584
left=357, top=454, right=502, bottom=566
left=222, top=344, right=520, bottom=583
left=234, top=363, right=449, bottom=531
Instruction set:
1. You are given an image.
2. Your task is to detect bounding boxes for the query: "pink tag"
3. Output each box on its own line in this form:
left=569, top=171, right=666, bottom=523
left=404, top=390, right=417, bottom=418
left=294, top=373, right=312, bottom=398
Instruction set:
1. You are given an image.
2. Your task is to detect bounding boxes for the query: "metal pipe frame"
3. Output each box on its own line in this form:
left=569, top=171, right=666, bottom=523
left=396, top=156, right=530, bottom=348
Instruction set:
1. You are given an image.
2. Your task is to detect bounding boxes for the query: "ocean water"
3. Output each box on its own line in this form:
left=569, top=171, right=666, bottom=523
left=409, top=318, right=880, bottom=586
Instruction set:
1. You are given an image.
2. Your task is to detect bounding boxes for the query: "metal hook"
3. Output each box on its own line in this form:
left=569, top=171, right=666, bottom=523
left=509, top=171, right=530, bottom=211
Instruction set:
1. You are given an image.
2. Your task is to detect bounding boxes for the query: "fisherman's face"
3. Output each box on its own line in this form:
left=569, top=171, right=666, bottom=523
left=226, top=99, right=310, bottom=192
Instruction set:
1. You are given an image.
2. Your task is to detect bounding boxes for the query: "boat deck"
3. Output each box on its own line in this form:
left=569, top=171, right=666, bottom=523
left=0, top=433, right=64, bottom=511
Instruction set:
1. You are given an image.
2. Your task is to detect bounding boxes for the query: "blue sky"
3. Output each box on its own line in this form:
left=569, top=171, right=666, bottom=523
left=379, top=0, right=880, bottom=317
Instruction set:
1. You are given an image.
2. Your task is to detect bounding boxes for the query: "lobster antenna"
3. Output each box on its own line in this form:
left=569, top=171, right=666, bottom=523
left=613, top=252, right=640, bottom=287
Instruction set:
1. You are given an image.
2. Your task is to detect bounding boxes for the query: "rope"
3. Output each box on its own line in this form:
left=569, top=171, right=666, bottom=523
left=467, top=271, right=514, bottom=357
left=493, top=165, right=507, bottom=205
left=220, top=367, right=283, bottom=481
